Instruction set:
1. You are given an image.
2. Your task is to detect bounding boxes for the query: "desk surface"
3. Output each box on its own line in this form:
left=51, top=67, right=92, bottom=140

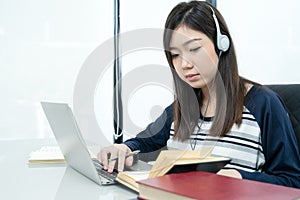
left=0, top=139, right=137, bottom=200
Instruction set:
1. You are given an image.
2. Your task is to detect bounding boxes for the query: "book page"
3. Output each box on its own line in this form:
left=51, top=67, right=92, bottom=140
left=28, top=146, right=65, bottom=163
left=28, top=146, right=96, bottom=164
left=116, top=171, right=150, bottom=192
left=118, top=171, right=150, bottom=181
left=148, top=150, right=229, bottom=178
left=149, top=150, right=202, bottom=177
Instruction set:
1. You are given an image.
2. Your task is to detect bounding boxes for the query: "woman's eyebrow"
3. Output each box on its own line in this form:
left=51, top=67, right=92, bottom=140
left=169, top=38, right=202, bottom=50
left=183, top=38, right=202, bottom=46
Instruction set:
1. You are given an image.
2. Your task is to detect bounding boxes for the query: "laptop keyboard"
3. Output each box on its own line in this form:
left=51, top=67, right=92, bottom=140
left=93, top=160, right=118, bottom=184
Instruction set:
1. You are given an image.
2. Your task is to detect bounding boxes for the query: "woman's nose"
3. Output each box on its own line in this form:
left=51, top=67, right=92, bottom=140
left=181, top=56, right=193, bottom=69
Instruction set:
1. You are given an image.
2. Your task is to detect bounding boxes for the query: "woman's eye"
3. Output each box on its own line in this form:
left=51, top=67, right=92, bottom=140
left=171, top=54, right=179, bottom=59
left=190, top=47, right=201, bottom=52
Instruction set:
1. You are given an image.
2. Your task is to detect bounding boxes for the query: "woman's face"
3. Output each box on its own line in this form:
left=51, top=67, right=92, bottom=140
left=169, top=25, right=219, bottom=89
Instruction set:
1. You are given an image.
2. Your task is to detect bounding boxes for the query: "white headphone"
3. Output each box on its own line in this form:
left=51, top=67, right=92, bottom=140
left=210, top=7, right=230, bottom=52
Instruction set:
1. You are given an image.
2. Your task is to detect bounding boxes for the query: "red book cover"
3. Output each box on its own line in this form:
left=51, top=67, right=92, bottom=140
left=137, top=171, right=300, bottom=200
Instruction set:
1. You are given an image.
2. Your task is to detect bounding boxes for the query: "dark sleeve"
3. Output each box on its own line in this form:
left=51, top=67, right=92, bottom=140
left=239, top=87, right=300, bottom=188
left=124, top=103, right=174, bottom=153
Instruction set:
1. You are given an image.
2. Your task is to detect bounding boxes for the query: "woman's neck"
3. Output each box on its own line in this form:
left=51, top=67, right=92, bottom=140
left=201, top=85, right=216, bottom=117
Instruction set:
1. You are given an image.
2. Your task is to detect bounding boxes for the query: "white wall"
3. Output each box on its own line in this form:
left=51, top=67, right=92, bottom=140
left=218, top=0, right=300, bottom=84
left=0, top=0, right=299, bottom=142
left=0, top=0, right=113, bottom=140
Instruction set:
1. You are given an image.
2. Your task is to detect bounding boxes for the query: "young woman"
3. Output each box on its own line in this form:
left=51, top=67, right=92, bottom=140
left=99, top=1, right=300, bottom=188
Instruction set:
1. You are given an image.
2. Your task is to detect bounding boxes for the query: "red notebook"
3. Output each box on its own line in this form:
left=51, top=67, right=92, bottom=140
left=137, top=171, right=300, bottom=200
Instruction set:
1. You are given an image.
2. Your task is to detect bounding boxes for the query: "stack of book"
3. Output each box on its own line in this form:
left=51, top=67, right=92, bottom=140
left=116, top=150, right=230, bottom=192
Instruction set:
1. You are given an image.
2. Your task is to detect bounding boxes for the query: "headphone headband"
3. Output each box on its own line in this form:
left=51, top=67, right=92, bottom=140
left=210, top=7, right=230, bottom=52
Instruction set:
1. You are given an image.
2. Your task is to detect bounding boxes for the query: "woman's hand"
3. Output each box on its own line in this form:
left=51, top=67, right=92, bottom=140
left=98, top=144, right=133, bottom=173
left=217, top=169, right=242, bottom=179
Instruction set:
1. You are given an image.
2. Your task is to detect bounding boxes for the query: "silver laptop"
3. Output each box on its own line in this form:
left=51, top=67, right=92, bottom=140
left=42, top=101, right=147, bottom=186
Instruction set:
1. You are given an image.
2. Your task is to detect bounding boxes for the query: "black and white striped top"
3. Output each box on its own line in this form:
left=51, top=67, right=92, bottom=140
left=168, top=107, right=265, bottom=172
left=125, top=85, right=300, bottom=187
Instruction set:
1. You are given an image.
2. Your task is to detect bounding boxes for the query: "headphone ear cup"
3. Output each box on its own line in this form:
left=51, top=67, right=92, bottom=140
left=210, top=6, right=230, bottom=53
left=219, top=34, right=230, bottom=52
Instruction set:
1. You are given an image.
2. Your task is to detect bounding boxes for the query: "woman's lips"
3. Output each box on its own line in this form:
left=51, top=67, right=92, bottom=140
left=185, top=73, right=200, bottom=81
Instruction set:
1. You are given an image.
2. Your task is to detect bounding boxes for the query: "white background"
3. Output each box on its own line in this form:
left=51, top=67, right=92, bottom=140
left=0, top=0, right=299, bottom=142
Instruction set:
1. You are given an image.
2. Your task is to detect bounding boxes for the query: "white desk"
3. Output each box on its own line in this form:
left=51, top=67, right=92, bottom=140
left=0, top=139, right=137, bottom=200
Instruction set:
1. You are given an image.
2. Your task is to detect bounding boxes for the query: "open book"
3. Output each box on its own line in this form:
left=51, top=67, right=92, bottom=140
left=116, top=150, right=231, bottom=192
left=28, top=146, right=97, bottom=164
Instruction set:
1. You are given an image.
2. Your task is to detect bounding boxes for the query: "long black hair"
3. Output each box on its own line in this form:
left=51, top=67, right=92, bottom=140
left=163, top=1, right=246, bottom=141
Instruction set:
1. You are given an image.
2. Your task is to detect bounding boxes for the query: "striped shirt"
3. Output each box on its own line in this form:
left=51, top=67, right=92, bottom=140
left=168, top=107, right=265, bottom=172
